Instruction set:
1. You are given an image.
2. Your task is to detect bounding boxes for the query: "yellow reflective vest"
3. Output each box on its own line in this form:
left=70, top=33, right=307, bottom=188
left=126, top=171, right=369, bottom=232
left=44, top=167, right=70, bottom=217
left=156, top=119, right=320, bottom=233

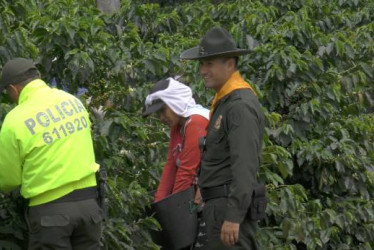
left=0, top=79, right=99, bottom=206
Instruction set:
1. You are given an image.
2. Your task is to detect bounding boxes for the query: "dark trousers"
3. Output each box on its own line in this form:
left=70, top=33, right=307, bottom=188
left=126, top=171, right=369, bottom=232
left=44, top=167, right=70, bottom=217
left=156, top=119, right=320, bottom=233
left=202, top=197, right=258, bottom=250
left=26, top=198, right=102, bottom=250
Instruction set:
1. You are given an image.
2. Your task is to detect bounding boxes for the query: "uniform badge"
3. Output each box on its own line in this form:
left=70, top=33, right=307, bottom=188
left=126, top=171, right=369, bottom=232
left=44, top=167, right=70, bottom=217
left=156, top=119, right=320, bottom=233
left=214, top=115, right=223, bottom=130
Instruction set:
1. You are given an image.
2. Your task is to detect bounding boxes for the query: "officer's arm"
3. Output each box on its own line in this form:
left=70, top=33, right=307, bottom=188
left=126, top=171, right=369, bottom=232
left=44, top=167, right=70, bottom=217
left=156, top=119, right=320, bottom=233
left=225, top=101, right=261, bottom=223
left=0, top=117, right=22, bottom=192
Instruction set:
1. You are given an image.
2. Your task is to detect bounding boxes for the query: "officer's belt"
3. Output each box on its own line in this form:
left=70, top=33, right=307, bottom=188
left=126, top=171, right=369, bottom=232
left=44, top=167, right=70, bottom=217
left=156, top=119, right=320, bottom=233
left=200, top=184, right=230, bottom=202
left=29, top=174, right=97, bottom=206
left=49, top=187, right=98, bottom=204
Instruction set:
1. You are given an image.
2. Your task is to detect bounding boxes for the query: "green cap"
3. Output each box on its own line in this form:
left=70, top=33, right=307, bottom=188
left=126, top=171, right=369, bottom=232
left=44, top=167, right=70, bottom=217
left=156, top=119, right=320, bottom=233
left=0, top=58, right=38, bottom=92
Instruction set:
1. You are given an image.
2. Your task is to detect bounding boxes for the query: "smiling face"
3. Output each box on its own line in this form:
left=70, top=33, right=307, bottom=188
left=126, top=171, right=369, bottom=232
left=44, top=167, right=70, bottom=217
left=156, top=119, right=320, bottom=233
left=157, top=105, right=182, bottom=128
left=199, top=57, right=236, bottom=92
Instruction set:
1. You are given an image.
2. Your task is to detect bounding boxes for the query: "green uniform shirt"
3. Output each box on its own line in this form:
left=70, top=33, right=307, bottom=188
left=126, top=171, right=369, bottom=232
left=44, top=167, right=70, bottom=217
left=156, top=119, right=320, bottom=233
left=198, top=88, right=265, bottom=223
left=0, top=79, right=98, bottom=205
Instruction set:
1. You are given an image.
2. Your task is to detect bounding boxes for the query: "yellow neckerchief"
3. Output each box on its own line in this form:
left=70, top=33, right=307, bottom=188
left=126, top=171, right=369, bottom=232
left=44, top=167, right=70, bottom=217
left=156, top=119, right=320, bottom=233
left=210, top=71, right=255, bottom=116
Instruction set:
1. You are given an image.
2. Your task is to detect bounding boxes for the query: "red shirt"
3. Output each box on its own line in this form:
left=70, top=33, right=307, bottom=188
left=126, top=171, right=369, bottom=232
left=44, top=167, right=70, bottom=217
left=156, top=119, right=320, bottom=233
left=154, top=115, right=208, bottom=202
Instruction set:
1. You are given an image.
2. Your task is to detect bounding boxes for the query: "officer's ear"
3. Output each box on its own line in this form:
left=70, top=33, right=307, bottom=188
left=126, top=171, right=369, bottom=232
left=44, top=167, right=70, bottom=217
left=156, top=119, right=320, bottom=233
left=7, top=84, right=21, bottom=104
left=222, top=57, right=236, bottom=71
left=227, top=57, right=237, bottom=71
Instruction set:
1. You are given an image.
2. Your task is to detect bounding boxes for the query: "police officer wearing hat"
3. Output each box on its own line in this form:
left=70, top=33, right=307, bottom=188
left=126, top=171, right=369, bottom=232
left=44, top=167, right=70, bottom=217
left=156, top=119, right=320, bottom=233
left=0, top=58, right=102, bottom=249
left=180, top=27, right=265, bottom=249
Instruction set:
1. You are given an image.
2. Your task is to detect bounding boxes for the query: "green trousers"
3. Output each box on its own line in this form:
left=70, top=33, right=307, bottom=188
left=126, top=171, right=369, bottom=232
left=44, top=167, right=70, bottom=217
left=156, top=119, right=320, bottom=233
left=202, top=197, right=258, bottom=250
left=26, top=198, right=102, bottom=250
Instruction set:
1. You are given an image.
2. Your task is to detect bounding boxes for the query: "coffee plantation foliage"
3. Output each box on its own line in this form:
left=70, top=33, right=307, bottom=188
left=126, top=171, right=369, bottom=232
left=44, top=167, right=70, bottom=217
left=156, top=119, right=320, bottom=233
left=0, top=0, right=373, bottom=249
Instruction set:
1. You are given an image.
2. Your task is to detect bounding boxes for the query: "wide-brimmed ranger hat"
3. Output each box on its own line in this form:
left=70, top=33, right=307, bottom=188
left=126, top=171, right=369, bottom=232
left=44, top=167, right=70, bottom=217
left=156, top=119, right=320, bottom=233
left=180, top=27, right=251, bottom=60
left=0, top=58, right=39, bottom=92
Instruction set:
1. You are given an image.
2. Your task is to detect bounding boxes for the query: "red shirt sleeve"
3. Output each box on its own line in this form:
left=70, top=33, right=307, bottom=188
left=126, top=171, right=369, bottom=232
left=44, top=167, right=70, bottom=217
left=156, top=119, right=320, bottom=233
left=172, top=115, right=208, bottom=194
left=154, top=127, right=179, bottom=202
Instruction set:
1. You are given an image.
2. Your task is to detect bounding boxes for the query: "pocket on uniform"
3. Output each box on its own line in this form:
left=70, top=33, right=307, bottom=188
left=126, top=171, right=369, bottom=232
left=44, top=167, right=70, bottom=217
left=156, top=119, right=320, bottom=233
left=202, top=203, right=215, bottom=223
left=204, top=200, right=225, bottom=235
left=41, top=214, right=70, bottom=227
left=212, top=199, right=226, bottom=227
left=90, top=209, right=103, bottom=224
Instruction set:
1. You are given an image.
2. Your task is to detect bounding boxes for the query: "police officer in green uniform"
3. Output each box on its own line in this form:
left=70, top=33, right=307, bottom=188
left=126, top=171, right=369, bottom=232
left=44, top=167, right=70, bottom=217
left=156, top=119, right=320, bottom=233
left=0, top=58, right=102, bottom=249
left=180, top=27, right=265, bottom=249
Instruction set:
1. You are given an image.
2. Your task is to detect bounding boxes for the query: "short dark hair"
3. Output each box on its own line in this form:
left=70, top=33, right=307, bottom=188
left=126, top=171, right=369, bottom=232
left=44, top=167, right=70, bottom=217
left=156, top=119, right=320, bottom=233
left=221, top=57, right=238, bottom=67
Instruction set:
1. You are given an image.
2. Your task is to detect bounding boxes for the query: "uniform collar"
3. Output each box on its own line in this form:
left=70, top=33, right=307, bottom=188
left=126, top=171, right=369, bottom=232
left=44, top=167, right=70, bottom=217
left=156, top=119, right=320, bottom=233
left=18, top=79, right=48, bottom=105
left=210, top=71, right=254, bottom=116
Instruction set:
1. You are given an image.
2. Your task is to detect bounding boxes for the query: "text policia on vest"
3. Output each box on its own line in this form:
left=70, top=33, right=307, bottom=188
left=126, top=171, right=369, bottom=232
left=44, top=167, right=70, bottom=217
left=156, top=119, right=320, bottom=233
left=23, top=98, right=87, bottom=145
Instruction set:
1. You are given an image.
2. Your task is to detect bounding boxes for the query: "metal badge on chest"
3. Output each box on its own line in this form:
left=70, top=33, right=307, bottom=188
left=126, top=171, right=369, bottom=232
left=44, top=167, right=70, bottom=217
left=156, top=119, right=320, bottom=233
left=214, top=115, right=223, bottom=130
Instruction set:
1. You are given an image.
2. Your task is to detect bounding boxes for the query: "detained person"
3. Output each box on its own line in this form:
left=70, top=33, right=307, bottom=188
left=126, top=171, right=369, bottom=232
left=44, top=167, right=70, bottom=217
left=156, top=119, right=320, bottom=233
left=143, top=77, right=209, bottom=202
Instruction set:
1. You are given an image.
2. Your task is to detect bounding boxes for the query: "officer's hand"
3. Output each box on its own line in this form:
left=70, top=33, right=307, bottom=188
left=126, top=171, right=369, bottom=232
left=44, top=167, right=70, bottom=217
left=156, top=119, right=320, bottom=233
left=220, top=220, right=239, bottom=247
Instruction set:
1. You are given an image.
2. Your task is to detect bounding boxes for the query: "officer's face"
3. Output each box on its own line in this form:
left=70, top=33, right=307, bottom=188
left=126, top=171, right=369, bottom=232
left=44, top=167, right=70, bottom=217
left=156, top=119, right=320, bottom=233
left=199, top=57, right=235, bottom=92
left=157, top=105, right=181, bottom=128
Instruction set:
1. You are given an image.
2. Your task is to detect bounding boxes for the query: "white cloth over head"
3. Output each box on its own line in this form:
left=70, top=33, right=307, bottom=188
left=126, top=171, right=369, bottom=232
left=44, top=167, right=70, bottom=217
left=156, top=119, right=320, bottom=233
left=145, top=78, right=209, bottom=119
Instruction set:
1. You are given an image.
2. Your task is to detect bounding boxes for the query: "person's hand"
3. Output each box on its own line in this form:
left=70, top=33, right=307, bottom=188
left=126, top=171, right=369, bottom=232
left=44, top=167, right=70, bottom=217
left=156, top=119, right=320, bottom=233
left=194, top=187, right=203, bottom=205
left=220, top=220, right=240, bottom=247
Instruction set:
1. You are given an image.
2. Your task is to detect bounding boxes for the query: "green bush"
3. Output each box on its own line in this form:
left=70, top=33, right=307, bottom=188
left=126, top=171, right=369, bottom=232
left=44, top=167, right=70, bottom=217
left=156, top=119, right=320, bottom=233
left=0, top=0, right=373, bottom=249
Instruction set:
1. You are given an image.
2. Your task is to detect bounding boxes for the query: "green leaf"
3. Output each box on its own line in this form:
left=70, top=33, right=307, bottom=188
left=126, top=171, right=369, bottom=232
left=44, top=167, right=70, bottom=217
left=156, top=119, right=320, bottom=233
left=360, top=62, right=373, bottom=78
